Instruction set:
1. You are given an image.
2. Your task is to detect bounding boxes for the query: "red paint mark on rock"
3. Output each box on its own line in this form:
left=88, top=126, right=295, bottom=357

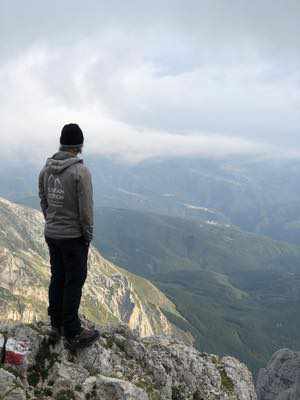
left=5, top=338, right=30, bottom=366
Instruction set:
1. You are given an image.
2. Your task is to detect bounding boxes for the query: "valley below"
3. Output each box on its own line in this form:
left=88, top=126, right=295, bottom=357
left=1, top=155, right=300, bottom=377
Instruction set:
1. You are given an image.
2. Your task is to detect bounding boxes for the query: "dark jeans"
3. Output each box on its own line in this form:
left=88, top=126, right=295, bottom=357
left=45, top=236, right=89, bottom=338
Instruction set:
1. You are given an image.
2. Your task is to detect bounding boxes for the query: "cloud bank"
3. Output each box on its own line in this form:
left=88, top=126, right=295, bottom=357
left=1, top=1, right=300, bottom=162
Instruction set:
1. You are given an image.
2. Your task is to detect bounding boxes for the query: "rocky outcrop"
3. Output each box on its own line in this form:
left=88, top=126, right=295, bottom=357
left=0, top=319, right=257, bottom=400
left=256, top=349, right=300, bottom=400
left=0, top=196, right=191, bottom=343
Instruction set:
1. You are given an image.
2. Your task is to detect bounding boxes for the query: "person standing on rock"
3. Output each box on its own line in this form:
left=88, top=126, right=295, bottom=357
left=38, top=123, right=100, bottom=350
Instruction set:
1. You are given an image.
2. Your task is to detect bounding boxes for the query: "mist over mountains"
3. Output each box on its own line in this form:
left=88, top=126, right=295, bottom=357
left=2, top=155, right=300, bottom=245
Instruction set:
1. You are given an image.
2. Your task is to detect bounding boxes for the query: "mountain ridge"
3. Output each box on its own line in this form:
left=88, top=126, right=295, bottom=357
left=3, top=155, right=300, bottom=245
left=0, top=196, right=191, bottom=344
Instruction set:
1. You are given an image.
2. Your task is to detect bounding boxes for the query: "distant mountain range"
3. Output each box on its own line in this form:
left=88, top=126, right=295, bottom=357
left=2, top=155, right=300, bottom=245
left=0, top=197, right=191, bottom=343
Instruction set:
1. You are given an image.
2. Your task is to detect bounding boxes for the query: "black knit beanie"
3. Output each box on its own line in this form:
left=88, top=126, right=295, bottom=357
left=60, top=123, right=84, bottom=148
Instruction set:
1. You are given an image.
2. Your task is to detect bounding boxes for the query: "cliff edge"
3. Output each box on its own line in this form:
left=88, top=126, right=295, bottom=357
left=0, top=319, right=257, bottom=400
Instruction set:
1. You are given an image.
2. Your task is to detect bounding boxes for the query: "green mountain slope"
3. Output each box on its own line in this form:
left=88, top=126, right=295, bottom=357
left=94, top=207, right=300, bottom=373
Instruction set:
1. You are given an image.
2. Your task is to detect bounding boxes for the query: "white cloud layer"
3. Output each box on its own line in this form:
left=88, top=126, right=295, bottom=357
left=1, top=1, right=300, bottom=162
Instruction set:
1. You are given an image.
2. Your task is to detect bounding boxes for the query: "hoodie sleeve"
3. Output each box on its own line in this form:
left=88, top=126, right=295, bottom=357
left=77, top=165, right=94, bottom=242
left=38, top=167, right=48, bottom=219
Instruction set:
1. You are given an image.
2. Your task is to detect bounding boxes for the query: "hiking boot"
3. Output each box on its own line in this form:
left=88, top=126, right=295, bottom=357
left=64, top=328, right=100, bottom=351
left=48, top=326, right=63, bottom=345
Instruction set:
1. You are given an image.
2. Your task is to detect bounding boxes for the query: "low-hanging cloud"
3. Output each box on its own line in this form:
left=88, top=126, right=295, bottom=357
left=0, top=44, right=274, bottom=163
left=1, top=0, right=300, bottom=162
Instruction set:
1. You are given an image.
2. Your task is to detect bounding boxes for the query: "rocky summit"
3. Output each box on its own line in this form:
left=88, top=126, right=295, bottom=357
left=256, top=348, right=300, bottom=400
left=0, top=319, right=257, bottom=400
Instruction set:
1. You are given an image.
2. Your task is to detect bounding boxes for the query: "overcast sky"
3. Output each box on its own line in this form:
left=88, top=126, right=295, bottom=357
left=1, top=0, right=300, bottom=162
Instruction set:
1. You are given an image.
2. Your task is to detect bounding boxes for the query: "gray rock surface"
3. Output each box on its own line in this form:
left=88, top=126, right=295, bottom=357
left=256, top=348, right=300, bottom=400
left=0, top=368, right=26, bottom=400
left=0, top=319, right=257, bottom=400
left=83, top=375, right=149, bottom=400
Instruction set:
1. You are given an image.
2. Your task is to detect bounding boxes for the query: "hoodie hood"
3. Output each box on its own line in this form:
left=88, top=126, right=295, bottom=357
left=45, top=151, right=83, bottom=174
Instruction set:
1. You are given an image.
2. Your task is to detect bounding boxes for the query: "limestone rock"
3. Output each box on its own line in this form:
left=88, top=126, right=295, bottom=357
left=0, top=319, right=257, bottom=400
left=83, top=375, right=149, bottom=400
left=0, top=368, right=26, bottom=400
left=256, top=348, right=300, bottom=400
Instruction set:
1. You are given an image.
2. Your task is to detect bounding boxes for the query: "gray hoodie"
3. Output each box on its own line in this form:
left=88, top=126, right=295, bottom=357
left=38, top=151, right=93, bottom=241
